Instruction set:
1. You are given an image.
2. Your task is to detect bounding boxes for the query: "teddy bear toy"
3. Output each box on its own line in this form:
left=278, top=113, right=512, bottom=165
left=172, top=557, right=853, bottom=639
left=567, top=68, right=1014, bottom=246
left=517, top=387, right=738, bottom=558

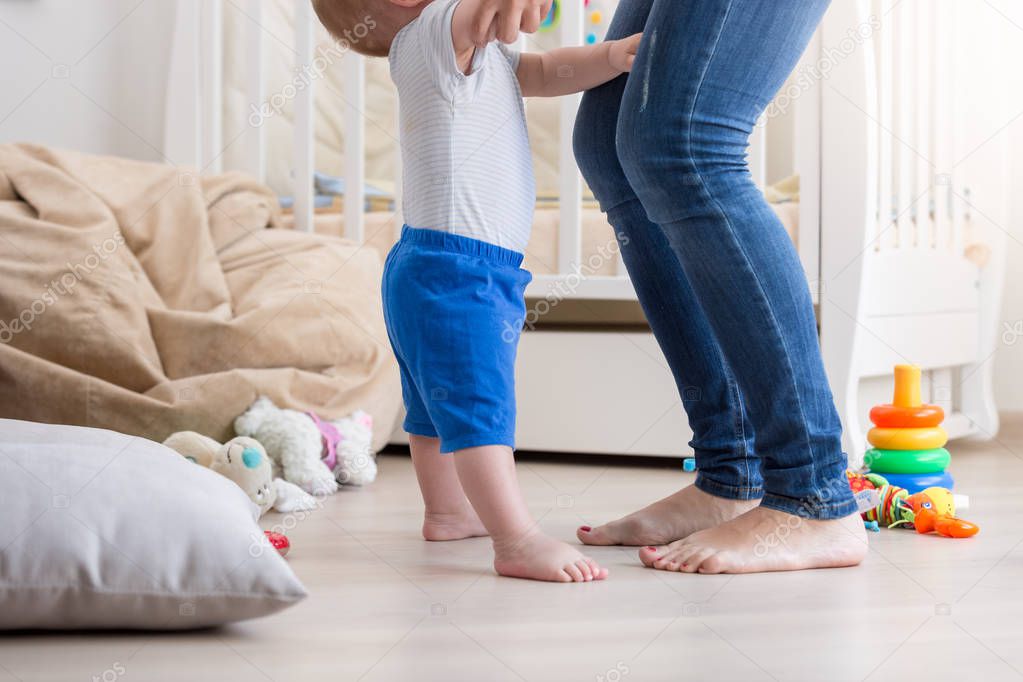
left=233, top=397, right=377, bottom=496
left=162, top=431, right=316, bottom=515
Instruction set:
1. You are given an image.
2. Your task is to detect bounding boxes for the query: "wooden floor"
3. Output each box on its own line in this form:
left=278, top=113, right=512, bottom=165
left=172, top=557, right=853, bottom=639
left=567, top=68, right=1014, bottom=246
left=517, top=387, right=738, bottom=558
left=3, top=420, right=1023, bottom=682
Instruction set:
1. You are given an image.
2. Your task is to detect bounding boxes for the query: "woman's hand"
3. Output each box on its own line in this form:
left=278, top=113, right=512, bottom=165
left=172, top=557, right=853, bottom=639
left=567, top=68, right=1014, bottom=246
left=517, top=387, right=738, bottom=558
left=608, top=33, right=643, bottom=73
left=467, top=0, right=554, bottom=46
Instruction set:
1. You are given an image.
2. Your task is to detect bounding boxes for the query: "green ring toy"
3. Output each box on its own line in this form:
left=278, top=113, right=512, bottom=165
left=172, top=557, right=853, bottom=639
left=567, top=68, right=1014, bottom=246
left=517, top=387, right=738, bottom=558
left=864, top=447, right=951, bottom=474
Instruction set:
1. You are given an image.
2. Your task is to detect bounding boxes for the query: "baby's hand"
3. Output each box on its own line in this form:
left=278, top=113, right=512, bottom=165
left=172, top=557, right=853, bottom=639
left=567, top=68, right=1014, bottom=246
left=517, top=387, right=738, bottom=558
left=608, top=33, right=642, bottom=73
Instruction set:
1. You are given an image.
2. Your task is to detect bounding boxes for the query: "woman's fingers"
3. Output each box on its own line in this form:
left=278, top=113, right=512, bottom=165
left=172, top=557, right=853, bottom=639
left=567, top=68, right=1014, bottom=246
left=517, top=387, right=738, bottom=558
left=498, top=7, right=523, bottom=44
left=472, top=0, right=548, bottom=46
left=624, top=32, right=643, bottom=54
left=519, top=4, right=543, bottom=35
left=472, top=5, right=499, bottom=47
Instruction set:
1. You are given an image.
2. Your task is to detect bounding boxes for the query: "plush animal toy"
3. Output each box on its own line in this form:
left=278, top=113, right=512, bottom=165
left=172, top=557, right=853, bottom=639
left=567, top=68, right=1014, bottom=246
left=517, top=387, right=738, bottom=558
left=233, top=397, right=378, bottom=495
left=163, top=431, right=316, bottom=515
left=846, top=470, right=978, bottom=538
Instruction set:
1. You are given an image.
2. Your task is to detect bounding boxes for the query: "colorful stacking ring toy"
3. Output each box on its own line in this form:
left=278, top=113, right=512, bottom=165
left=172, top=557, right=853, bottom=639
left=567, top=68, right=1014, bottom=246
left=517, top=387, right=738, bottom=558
left=881, top=471, right=955, bottom=495
left=863, top=447, right=950, bottom=474
left=865, top=365, right=955, bottom=492
left=867, top=426, right=948, bottom=450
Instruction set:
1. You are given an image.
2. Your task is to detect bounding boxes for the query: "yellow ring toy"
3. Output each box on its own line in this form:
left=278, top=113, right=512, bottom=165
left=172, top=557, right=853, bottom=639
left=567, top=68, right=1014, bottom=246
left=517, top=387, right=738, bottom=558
left=864, top=447, right=951, bottom=474
left=867, top=426, right=948, bottom=450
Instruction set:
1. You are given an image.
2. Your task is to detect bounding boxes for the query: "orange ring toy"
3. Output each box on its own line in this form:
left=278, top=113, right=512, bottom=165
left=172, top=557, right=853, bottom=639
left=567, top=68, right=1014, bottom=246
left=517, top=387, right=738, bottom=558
left=870, top=403, right=944, bottom=428
left=869, top=365, right=946, bottom=429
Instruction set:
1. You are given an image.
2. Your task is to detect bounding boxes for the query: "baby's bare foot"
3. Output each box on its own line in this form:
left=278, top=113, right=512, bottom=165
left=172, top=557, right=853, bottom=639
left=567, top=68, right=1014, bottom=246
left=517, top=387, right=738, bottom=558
left=422, top=508, right=489, bottom=542
left=639, top=506, right=867, bottom=574
left=578, top=485, right=758, bottom=547
left=494, top=530, right=609, bottom=583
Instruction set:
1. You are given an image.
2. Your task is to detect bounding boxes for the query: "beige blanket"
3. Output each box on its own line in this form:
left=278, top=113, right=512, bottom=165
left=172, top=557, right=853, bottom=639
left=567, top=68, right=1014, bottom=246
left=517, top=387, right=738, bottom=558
left=0, top=144, right=401, bottom=450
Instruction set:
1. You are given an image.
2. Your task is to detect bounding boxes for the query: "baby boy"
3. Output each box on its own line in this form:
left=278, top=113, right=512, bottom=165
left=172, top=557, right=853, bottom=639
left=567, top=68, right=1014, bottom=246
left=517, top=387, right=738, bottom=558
left=313, top=0, right=640, bottom=582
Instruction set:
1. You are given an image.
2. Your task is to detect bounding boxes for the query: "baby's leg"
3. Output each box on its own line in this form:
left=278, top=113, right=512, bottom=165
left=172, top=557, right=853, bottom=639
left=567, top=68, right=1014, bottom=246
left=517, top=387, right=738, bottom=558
left=453, top=445, right=608, bottom=583
left=409, top=434, right=487, bottom=541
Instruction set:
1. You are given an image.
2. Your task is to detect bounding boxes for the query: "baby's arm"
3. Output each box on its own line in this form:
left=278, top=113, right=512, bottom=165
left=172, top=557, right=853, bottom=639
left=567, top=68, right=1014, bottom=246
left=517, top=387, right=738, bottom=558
left=514, top=35, right=642, bottom=97
left=450, top=0, right=640, bottom=92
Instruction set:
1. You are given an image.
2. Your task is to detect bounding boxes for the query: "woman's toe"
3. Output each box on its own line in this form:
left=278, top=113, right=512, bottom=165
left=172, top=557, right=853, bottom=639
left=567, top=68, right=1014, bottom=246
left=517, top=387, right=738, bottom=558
left=577, top=523, right=616, bottom=546
left=639, top=545, right=662, bottom=567
left=680, top=546, right=716, bottom=573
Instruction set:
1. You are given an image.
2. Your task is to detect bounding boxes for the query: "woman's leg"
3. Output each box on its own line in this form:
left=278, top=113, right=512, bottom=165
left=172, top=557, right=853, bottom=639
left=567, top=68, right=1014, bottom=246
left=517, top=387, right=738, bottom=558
left=614, top=0, right=865, bottom=572
left=573, top=0, right=761, bottom=547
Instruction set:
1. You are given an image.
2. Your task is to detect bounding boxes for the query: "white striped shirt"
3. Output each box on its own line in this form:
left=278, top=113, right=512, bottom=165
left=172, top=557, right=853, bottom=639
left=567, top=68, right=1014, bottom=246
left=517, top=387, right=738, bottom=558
left=389, top=0, right=535, bottom=253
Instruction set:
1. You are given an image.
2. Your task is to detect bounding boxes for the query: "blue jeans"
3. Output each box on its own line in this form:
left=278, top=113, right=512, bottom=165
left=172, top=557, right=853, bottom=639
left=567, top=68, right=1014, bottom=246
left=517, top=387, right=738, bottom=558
left=574, top=0, right=857, bottom=519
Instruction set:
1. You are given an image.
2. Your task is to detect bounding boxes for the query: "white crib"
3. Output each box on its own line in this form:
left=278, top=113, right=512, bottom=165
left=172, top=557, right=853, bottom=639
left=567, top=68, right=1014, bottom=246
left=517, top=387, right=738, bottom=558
left=163, top=0, right=1008, bottom=464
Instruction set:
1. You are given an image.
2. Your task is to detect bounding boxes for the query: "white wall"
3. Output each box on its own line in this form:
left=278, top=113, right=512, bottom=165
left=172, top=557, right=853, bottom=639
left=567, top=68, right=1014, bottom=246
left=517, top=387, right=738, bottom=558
left=0, top=0, right=175, bottom=161
left=990, top=1, right=1023, bottom=412
left=997, top=116, right=1023, bottom=411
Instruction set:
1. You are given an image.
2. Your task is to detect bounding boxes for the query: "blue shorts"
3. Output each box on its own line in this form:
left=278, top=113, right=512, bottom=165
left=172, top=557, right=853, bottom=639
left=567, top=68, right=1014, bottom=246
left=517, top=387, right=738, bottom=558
left=382, top=226, right=532, bottom=453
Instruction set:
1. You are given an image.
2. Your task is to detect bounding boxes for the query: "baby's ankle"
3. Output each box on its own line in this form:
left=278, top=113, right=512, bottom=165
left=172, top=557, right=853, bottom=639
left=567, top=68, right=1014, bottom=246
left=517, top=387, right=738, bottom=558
left=422, top=506, right=488, bottom=542
left=490, top=524, right=543, bottom=553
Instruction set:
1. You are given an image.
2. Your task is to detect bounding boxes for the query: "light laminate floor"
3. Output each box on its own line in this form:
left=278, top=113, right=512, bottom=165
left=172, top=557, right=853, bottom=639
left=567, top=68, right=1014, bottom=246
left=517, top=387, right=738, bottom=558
left=3, top=422, right=1023, bottom=682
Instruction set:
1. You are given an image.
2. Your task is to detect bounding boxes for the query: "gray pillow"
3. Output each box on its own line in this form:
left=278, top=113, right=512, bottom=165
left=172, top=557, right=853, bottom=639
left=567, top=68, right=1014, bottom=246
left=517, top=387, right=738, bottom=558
left=0, top=419, right=306, bottom=629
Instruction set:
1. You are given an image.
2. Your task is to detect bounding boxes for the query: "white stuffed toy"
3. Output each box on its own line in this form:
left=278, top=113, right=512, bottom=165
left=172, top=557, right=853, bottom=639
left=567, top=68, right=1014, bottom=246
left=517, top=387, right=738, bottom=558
left=162, top=432, right=317, bottom=515
left=331, top=410, right=377, bottom=486
left=233, top=397, right=378, bottom=496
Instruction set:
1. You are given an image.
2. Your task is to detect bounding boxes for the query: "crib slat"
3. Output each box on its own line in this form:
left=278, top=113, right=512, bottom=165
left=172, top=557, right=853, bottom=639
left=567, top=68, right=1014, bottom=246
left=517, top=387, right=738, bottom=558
left=950, top=0, right=966, bottom=256
left=558, top=0, right=583, bottom=276
left=244, top=0, right=265, bottom=183
left=932, top=1, right=951, bottom=251
left=344, top=52, right=366, bottom=243
left=894, top=0, right=914, bottom=249
left=749, top=115, right=767, bottom=189
left=914, top=0, right=932, bottom=249
left=190, top=0, right=203, bottom=169
left=877, top=1, right=894, bottom=250
left=293, top=0, right=316, bottom=233
left=202, top=0, right=224, bottom=174
left=394, top=95, right=404, bottom=239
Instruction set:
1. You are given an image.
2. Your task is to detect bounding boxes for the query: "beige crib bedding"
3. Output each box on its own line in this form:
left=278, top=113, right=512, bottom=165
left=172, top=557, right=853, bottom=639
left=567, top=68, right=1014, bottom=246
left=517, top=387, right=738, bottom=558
left=0, top=144, right=401, bottom=449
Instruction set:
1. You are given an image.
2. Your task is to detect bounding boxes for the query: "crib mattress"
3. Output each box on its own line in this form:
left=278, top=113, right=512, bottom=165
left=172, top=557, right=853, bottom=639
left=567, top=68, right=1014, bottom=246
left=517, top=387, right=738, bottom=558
left=287, top=202, right=801, bottom=279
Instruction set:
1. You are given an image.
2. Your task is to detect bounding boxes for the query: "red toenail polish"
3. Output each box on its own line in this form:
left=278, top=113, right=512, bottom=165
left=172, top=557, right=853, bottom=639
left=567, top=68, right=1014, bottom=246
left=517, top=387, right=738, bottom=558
left=645, top=546, right=657, bottom=551
left=580, top=526, right=592, bottom=532
left=682, top=563, right=688, bottom=568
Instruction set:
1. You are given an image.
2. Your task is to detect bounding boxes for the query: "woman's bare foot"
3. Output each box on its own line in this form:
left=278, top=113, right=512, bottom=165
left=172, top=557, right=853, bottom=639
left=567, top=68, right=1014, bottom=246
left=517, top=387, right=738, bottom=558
left=422, top=508, right=489, bottom=541
left=494, top=529, right=609, bottom=583
left=577, top=485, right=759, bottom=547
left=638, top=506, right=867, bottom=574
